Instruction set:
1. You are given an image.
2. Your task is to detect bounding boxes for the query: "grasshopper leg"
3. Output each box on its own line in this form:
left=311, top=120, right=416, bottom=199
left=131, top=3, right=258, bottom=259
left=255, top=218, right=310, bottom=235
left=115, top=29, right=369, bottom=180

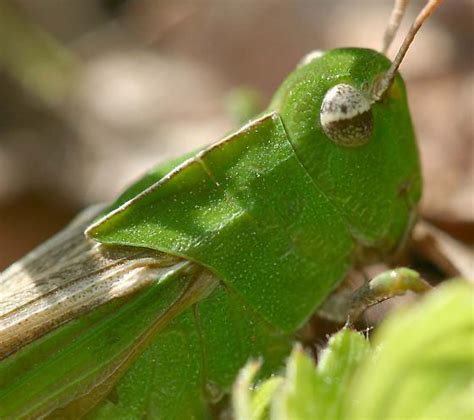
left=346, top=267, right=431, bottom=324
left=318, top=268, right=431, bottom=325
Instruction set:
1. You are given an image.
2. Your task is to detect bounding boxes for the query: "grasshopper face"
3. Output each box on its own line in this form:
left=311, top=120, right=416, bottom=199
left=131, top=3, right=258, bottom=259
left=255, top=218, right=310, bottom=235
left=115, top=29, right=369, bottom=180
left=271, top=48, right=422, bottom=259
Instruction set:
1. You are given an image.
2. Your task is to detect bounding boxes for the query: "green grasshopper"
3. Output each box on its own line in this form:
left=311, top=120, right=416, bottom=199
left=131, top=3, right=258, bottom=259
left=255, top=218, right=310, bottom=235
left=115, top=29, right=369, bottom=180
left=0, top=1, right=443, bottom=418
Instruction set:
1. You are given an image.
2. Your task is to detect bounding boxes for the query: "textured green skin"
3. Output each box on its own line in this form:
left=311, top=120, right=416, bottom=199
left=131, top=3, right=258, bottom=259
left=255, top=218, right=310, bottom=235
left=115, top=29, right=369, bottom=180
left=0, top=48, right=421, bottom=418
left=92, top=114, right=354, bottom=331
left=90, top=48, right=421, bottom=330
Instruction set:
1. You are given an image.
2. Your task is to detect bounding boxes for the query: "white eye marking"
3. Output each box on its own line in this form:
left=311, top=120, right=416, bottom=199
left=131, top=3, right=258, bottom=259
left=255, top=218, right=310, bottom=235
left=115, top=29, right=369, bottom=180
left=320, top=83, right=373, bottom=147
left=297, top=50, right=326, bottom=68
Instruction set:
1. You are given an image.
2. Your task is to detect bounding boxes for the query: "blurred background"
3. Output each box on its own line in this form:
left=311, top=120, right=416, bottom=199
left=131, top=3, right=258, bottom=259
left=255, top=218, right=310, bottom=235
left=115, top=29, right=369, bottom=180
left=0, top=0, right=472, bottom=270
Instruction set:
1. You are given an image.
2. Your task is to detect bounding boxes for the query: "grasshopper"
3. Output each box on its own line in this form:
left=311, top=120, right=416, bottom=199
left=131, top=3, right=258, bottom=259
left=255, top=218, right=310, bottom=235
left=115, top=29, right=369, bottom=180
left=0, top=1, right=443, bottom=418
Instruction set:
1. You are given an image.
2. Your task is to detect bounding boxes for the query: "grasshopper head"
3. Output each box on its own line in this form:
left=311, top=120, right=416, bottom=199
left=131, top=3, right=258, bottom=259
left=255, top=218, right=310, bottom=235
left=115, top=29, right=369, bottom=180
left=270, top=47, right=421, bottom=260
left=269, top=0, right=442, bottom=261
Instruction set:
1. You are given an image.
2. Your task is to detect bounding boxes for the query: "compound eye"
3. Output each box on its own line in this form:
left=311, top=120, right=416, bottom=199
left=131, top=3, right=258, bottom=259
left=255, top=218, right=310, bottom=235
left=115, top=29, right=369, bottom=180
left=320, top=83, right=373, bottom=147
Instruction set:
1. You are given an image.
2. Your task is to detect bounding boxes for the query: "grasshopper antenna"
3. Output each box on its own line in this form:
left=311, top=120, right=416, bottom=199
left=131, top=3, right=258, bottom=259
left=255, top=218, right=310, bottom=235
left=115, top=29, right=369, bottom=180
left=373, top=0, right=444, bottom=101
left=382, top=0, right=410, bottom=54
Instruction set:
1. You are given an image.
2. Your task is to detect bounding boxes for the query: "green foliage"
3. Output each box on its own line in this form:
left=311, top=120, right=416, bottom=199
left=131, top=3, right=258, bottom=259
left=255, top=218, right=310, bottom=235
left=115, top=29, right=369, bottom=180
left=233, top=329, right=369, bottom=420
left=349, top=280, right=474, bottom=420
left=233, top=280, right=474, bottom=420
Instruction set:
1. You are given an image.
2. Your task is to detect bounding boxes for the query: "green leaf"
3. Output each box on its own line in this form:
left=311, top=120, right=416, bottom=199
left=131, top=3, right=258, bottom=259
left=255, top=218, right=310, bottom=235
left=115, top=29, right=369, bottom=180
left=233, top=360, right=284, bottom=420
left=347, top=280, right=474, bottom=420
left=273, top=330, right=369, bottom=420
left=314, top=328, right=370, bottom=419
left=252, top=377, right=285, bottom=419
left=233, top=329, right=369, bottom=420
left=233, top=280, right=474, bottom=420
